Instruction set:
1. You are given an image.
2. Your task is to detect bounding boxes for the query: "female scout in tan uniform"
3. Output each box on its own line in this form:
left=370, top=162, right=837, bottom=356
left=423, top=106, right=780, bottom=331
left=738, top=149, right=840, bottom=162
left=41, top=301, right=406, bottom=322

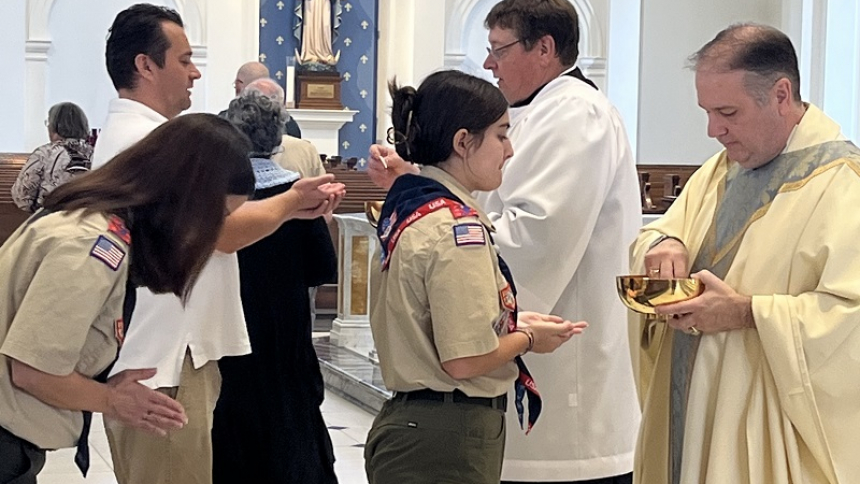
left=0, top=114, right=255, bottom=483
left=364, top=70, right=588, bottom=484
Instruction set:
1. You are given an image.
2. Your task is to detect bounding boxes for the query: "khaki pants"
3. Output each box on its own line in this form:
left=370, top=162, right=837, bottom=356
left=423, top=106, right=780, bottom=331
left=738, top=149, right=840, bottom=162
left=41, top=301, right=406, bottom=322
left=364, top=398, right=506, bottom=484
left=105, top=351, right=221, bottom=484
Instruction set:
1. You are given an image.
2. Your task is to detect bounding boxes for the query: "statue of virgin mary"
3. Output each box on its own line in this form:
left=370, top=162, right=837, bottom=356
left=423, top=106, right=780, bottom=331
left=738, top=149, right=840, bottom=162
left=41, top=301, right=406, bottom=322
left=294, top=0, right=342, bottom=69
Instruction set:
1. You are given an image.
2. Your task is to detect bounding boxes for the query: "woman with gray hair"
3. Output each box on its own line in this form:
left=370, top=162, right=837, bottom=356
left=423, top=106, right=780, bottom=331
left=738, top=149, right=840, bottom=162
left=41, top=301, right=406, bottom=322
left=12, top=102, right=93, bottom=212
left=212, top=90, right=339, bottom=484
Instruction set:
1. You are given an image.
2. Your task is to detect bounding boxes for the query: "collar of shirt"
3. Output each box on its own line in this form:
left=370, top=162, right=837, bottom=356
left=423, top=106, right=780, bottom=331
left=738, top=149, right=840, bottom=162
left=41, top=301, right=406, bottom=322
left=419, top=165, right=495, bottom=230
left=107, top=98, right=169, bottom=125
left=783, top=103, right=846, bottom=155
left=510, top=65, right=597, bottom=108
left=250, top=157, right=300, bottom=190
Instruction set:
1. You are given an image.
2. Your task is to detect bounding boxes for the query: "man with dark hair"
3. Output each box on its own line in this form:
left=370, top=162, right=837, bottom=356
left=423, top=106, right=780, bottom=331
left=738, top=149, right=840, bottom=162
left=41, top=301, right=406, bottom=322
left=93, top=3, right=199, bottom=164
left=368, top=1, right=640, bottom=483
left=632, top=23, right=860, bottom=483
left=91, top=4, right=344, bottom=484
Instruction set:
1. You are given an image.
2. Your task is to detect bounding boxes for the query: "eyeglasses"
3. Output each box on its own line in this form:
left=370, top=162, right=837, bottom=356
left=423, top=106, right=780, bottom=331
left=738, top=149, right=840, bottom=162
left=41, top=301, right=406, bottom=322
left=486, top=39, right=522, bottom=60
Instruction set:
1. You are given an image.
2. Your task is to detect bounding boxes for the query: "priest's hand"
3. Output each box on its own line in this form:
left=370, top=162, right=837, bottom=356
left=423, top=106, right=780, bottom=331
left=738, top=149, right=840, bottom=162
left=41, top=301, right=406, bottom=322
left=644, top=236, right=690, bottom=278
left=368, top=144, right=419, bottom=190
left=655, top=270, right=755, bottom=334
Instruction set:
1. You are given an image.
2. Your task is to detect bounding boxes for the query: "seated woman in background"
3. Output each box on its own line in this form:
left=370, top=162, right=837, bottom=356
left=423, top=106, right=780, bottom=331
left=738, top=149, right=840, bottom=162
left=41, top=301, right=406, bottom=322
left=0, top=113, right=255, bottom=483
left=364, top=70, right=588, bottom=484
left=212, top=90, right=339, bottom=484
left=12, top=102, right=93, bottom=212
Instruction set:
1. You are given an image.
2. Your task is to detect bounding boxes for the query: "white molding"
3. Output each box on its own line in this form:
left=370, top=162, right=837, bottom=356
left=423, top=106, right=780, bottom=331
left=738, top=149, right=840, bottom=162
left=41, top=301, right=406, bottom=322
left=799, top=0, right=827, bottom=106
left=578, top=55, right=607, bottom=91
left=444, top=0, right=605, bottom=71
left=24, top=40, right=50, bottom=60
left=174, top=0, right=206, bottom=45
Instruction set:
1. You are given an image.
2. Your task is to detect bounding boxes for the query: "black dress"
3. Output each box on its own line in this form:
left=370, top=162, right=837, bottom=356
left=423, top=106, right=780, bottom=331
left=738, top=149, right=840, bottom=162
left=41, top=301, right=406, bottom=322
left=212, top=181, right=338, bottom=483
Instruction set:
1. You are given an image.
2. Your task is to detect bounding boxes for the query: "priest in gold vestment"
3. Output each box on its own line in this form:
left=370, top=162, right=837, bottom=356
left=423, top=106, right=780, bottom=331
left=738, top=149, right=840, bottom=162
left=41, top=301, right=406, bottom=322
left=631, top=24, right=860, bottom=484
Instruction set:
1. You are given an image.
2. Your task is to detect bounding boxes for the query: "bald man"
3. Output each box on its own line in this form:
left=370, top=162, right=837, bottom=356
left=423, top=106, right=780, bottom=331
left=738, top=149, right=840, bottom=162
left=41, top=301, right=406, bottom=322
left=222, top=62, right=302, bottom=138
left=233, top=61, right=269, bottom=96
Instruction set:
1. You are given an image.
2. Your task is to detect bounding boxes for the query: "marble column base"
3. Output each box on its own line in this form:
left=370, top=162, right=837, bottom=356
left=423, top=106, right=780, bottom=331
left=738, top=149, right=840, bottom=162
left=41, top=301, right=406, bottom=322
left=330, top=317, right=375, bottom=359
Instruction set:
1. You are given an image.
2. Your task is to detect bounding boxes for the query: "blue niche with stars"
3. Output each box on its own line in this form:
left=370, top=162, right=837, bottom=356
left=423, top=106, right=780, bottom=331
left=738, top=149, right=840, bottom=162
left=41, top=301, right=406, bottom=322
left=260, top=0, right=378, bottom=164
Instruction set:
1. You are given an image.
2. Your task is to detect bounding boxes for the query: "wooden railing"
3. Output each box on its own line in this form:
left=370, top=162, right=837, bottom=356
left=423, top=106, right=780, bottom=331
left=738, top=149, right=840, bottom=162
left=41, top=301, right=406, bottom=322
left=0, top=156, right=700, bottom=246
left=327, top=167, right=388, bottom=214
left=0, top=154, right=30, bottom=244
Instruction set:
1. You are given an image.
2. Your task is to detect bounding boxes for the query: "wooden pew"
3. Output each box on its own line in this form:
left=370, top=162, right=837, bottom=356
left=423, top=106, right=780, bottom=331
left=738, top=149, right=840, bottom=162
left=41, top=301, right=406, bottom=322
left=327, top=167, right=388, bottom=214
left=0, top=154, right=30, bottom=244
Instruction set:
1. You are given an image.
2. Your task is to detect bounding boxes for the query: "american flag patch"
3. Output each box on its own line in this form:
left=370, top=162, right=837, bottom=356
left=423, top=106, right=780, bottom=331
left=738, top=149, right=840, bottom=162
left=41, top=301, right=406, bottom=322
left=452, top=223, right=486, bottom=247
left=90, top=235, right=126, bottom=271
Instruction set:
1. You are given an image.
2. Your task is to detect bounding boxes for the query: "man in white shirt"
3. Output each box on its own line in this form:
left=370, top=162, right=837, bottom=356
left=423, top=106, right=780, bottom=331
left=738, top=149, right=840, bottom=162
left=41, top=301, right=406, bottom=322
left=369, top=1, right=640, bottom=482
left=93, top=5, right=343, bottom=484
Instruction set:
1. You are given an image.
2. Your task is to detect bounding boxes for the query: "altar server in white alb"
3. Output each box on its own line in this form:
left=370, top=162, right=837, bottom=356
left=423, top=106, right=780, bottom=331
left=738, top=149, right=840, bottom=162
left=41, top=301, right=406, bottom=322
left=368, top=0, right=641, bottom=482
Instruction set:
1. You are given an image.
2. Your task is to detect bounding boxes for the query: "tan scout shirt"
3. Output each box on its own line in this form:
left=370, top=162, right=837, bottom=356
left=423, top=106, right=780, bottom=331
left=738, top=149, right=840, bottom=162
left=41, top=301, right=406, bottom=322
left=0, top=209, right=129, bottom=449
left=370, top=166, right=517, bottom=398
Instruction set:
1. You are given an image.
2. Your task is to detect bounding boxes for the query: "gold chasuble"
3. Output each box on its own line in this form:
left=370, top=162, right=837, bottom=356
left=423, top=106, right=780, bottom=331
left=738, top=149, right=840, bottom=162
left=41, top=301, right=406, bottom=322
left=630, top=105, right=860, bottom=484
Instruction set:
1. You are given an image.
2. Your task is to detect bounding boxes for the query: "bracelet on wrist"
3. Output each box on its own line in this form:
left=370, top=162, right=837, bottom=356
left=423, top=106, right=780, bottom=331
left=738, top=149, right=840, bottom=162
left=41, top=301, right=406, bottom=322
left=513, top=328, right=534, bottom=355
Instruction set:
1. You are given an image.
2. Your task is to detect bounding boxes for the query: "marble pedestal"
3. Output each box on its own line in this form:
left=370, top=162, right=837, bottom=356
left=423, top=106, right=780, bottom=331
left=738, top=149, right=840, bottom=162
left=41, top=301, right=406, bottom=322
left=290, top=109, right=357, bottom=157
left=331, top=213, right=377, bottom=359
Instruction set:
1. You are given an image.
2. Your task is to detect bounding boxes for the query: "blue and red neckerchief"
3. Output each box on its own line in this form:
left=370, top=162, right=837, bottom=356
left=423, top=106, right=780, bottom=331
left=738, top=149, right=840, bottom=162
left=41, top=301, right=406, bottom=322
left=378, top=174, right=542, bottom=433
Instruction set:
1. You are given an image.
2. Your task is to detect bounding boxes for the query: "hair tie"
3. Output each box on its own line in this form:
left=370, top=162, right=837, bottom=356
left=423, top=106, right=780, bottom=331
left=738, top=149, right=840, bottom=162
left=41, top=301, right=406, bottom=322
left=385, top=108, right=415, bottom=158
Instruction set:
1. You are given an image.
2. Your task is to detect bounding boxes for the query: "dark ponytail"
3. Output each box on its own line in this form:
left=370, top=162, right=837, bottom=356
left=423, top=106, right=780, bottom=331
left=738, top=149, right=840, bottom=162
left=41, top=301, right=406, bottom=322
left=387, top=70, right=508, bottom=166
left=388, top=80, right=419, bottom=161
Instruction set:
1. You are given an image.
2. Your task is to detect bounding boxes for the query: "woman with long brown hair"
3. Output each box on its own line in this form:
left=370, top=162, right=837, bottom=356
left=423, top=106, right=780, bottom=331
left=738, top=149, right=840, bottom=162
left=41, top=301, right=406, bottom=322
left=0, top=113, right=254, bottom=483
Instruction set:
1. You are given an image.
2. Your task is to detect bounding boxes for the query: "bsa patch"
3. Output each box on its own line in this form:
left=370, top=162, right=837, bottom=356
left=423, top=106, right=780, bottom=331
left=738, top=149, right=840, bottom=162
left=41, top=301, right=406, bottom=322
left=452, top=223, right=486, bottom=247
left=115, top=318, right=125, bottom=346
left=449, top=204, right=477, bottom=219
left=500, top=283, right=516, bottom=312
left=90, top=235, right=126, bottom=271
left=380, top=211, right=397, bottom=240
left=107, top=215, right=131, bottom=245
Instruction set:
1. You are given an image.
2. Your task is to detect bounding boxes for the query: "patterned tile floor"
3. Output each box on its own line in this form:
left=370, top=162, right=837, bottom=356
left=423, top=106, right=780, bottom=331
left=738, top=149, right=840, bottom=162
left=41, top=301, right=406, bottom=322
left=40, top=390, right=375, bottom=484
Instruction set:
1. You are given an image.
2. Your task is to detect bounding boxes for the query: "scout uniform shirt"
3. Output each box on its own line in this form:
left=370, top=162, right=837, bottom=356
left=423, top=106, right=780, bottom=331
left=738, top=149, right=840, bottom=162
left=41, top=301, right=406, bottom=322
left=0, top=209, right=129, bottom=450
left=370, top=165, right=517, bottom=398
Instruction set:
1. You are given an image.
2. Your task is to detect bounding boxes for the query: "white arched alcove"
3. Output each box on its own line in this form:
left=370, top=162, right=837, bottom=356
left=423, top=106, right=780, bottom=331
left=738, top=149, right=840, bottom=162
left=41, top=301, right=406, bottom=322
left=444, top=0, right=607, bottom=89
left=24, top=0, right=207, bottom=149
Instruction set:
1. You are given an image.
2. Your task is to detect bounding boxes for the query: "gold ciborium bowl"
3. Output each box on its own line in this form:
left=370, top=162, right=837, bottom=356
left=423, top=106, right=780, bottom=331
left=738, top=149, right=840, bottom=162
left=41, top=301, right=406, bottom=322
left=616, top=275, right=703, bottom=315
left=364, top=201, right=384, bottom=228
